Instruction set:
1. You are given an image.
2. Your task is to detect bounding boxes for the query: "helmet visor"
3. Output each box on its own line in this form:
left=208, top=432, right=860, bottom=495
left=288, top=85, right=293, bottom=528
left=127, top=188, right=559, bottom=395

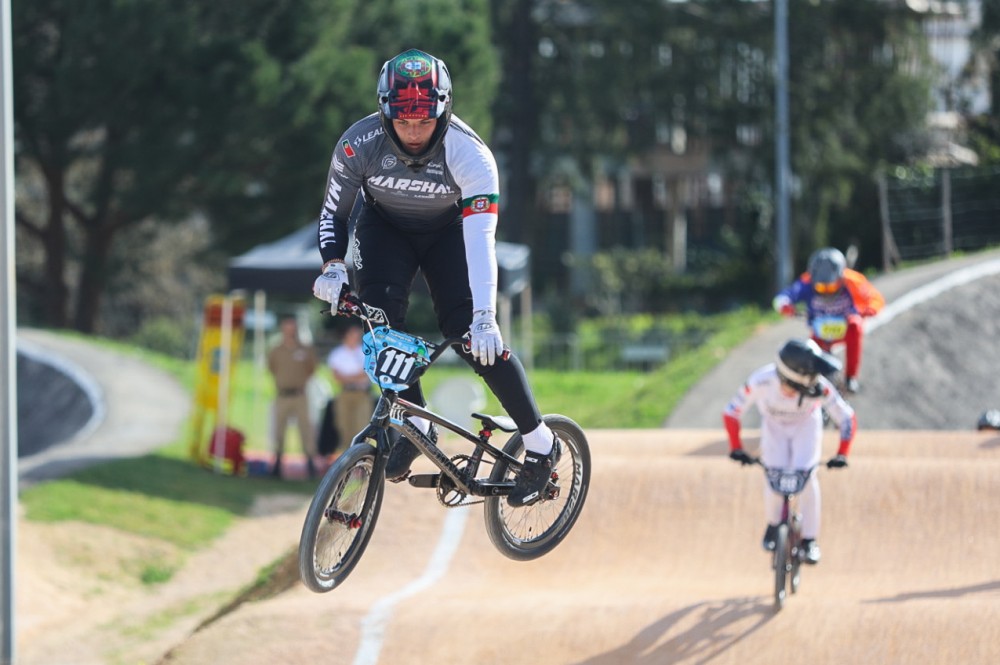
left=814, top=280, right=840, bottom=295
left=386, top=81, right=441, bottom=119
left=776, top=357, right=818, bottom=393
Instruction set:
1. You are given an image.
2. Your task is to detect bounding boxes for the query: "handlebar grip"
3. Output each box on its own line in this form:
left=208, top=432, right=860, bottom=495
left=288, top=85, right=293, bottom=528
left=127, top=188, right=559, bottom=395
left=336, top=292, right=363, bottom=317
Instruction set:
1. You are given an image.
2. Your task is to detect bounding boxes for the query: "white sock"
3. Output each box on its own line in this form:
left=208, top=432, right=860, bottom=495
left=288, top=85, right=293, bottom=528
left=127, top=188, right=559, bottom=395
left=522, top=422, right=554, bottom=455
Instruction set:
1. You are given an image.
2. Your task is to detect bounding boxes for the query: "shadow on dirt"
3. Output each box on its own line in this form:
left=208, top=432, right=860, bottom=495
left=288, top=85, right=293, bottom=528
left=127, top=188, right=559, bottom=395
left=865, top=579, right=1000, bottom=604
left=573, top=597, right=774, bottom=665
left=28, top=454, right=315, bottom=515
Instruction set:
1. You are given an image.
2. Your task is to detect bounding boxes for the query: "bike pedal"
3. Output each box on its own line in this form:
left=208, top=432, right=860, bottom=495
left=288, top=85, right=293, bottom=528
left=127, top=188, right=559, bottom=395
left=407, top=473, right=441, bottom=489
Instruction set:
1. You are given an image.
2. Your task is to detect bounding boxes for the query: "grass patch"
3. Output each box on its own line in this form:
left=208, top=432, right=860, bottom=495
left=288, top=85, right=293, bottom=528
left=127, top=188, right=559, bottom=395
left=421, top=306, right=771, bottom=429
left=22, top=306, right=770, bottom=555
left=20, top=452, right=315, bottom=551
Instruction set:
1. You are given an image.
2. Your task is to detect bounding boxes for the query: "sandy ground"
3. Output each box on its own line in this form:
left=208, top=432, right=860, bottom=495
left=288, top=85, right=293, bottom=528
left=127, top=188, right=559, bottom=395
left=155, top=430, right=1000, bottom=665
left=15, top=250, right=1000, bottom=664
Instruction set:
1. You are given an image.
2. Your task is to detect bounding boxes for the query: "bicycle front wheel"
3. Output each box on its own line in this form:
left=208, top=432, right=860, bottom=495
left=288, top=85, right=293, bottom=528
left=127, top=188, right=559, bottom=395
left=483, top=414, right=591, bottom=561
left=789, top=520, right=802, bottom=594
left=772, top=523, right=789, bottom=610
left=298, top=444, right=384, bottom=593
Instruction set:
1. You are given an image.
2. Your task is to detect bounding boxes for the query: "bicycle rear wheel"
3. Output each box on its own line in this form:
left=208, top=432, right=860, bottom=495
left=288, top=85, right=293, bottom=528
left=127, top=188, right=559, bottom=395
left=298, top=444, right=384, bottom=592
left=772, top=523, right=789, bottom=610
left=483, top=415, right=591, bottom=561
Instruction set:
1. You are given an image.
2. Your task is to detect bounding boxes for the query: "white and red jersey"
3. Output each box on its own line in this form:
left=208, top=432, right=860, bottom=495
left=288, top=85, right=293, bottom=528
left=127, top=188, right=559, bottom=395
left=723, top=363, right=855, bottom=469
left=723, top=363, right=856, bottom=540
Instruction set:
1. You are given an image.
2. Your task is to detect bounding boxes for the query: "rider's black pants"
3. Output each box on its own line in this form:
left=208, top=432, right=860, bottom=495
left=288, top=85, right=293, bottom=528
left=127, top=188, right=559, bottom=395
left=352, top=205, right=544, bottom=434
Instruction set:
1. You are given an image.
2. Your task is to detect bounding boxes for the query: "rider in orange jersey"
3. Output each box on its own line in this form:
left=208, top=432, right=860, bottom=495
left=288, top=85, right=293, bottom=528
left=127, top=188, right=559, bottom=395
left=772, top=247, right=884, bottom=393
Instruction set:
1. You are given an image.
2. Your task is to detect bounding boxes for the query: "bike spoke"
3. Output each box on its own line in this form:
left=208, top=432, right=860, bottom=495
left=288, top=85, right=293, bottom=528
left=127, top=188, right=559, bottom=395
left=314, top=462, right=372, bottom=574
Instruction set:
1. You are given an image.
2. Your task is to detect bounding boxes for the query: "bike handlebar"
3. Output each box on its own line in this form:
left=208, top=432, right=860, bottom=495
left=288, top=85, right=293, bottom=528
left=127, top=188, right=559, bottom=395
left=330, top=291, right=510, bottom=363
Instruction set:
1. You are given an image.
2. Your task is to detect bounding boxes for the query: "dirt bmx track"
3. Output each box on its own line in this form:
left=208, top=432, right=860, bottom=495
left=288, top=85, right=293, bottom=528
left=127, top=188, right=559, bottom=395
left=18, top=250, right=1000, bottom=664
left=159, top=429, right=1000, bottom=665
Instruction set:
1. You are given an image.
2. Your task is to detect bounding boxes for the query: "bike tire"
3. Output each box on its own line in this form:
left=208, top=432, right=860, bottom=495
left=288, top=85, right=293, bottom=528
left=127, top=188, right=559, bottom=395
left=298, top=444, right=384, bottom=593
left=790, top=520, right=802, bottom=594
left=773, top=523, right=789, bottom=610
left=483, top=414, right=591, bottom=561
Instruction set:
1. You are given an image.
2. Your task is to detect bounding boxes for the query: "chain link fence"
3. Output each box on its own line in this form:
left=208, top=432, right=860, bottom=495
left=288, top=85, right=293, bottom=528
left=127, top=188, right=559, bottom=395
left=881, top=165, right=1000, bottom=266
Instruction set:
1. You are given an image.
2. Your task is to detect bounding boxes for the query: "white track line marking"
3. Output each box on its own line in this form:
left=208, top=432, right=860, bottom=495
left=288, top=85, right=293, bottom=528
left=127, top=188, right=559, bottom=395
left=352, top=505, right=470, bottom=665
left=867, top=258, right=1000, bottom=334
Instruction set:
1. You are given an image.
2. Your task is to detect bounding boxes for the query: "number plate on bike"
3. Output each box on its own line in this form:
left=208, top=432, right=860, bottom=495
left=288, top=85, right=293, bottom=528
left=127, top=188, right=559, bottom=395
left=765, top=469, right=809, bottom=495
left=362, top=327, right=435, bottom=391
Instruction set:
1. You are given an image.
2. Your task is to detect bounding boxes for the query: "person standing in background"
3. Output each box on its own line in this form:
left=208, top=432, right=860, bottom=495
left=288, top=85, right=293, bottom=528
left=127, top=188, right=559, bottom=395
left=326, top=322, right=374, bottom=456
left=267, top=316, right=319, bottom=478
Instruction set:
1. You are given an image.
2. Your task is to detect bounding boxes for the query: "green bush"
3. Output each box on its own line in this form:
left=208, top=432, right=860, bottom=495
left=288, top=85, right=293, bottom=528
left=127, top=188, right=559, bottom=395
left=130, top=316, right=197, bottom=359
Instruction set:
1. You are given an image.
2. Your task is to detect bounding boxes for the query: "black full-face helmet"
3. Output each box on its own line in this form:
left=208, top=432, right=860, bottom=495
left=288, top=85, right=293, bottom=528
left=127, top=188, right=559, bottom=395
left=377, top=49, right=453, bottom=168
left=776, top=338, right=842, bottom=397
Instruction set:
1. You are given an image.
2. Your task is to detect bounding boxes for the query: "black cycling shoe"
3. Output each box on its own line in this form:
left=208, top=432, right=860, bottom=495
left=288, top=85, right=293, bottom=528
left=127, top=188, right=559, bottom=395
left=507, top=449, right=554, bottom=507
left=762, top=524, right=779, bottom=552
left=384, top=425, right=436, bottom=481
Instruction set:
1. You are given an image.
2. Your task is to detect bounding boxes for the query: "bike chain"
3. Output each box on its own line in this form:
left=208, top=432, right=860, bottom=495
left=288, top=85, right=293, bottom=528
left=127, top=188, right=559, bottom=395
left=436, top=454, right=484, bottom=508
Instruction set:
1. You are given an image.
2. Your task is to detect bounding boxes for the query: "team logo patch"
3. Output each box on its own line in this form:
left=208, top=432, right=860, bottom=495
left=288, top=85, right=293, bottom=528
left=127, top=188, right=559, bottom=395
left=382, top=154, right=398, bottom=170
left=341, top=140, right=355, bottom=158
left=395, top=52, right=433, bottom=79
left=462, top=194, right=499, bottom=217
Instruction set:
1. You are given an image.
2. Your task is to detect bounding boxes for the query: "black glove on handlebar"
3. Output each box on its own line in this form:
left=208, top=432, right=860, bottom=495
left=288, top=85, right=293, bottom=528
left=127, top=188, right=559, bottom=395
left=729, top=449, right=755, bottom=466
left=826, top=454, right=848, bottom=469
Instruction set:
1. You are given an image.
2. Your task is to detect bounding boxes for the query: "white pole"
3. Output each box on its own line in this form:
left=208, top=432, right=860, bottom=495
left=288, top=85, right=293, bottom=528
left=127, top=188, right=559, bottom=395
left=0, top=0, right=17, bottom=660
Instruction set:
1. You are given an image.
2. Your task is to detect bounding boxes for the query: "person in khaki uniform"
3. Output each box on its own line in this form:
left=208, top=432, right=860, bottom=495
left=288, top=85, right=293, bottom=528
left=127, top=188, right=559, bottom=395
left=267, top=316, right=319, bottom=478
left=326, top=322, right=374, bottom=457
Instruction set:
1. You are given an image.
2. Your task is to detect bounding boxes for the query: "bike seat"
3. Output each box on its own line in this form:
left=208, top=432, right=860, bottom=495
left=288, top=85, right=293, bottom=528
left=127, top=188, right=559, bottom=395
left=472, top=413, right=518, bottom=433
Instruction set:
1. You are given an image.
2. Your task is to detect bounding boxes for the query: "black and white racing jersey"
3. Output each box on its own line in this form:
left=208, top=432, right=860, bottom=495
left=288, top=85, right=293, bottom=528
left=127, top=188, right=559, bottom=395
left=316, top=112, right=501, bottom=312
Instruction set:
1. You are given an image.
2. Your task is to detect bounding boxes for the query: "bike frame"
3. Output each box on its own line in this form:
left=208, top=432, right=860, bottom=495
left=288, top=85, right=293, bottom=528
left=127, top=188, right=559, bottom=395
left=299, top=294, right=592, bottom=592
left=341, top=294, right=524, bottom=498
left=760, top=463, right=817, bottom=544
left=754, top=460, right=819, bottom=609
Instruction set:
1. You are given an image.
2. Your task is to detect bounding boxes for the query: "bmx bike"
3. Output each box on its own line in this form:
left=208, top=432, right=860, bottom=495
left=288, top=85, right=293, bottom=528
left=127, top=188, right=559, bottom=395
left=750, top=458, right=821, bottom=611
left=298, top=294, right=592, bottom=593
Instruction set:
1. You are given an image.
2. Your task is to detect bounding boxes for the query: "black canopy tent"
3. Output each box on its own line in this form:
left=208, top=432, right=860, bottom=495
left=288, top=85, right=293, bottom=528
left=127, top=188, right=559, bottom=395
left=227, top=223, right=531, bottom=298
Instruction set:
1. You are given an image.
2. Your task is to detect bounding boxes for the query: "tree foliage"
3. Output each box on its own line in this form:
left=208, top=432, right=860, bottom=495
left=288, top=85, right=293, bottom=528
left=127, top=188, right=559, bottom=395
left=493, top=0, right=934, bottom=289
left=14, top=0, right=496, bottom=332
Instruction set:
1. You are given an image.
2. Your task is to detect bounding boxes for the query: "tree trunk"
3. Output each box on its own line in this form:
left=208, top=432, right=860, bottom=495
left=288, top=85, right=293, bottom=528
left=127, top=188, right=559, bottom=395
left=73, top=223, right=116, bottom=333
left=41, top=166, right=70, bottom=329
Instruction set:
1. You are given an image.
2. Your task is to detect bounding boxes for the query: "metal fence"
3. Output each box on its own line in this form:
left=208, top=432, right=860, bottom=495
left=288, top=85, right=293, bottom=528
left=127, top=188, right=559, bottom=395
left=881, top=165, right=1000, bottom=266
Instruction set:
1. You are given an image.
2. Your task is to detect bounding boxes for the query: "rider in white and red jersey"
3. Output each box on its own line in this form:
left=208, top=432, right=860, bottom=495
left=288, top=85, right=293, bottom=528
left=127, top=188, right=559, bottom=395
left=723, top=338, right=856, bottom=564
left=311, top=49, right=556, bottom=507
